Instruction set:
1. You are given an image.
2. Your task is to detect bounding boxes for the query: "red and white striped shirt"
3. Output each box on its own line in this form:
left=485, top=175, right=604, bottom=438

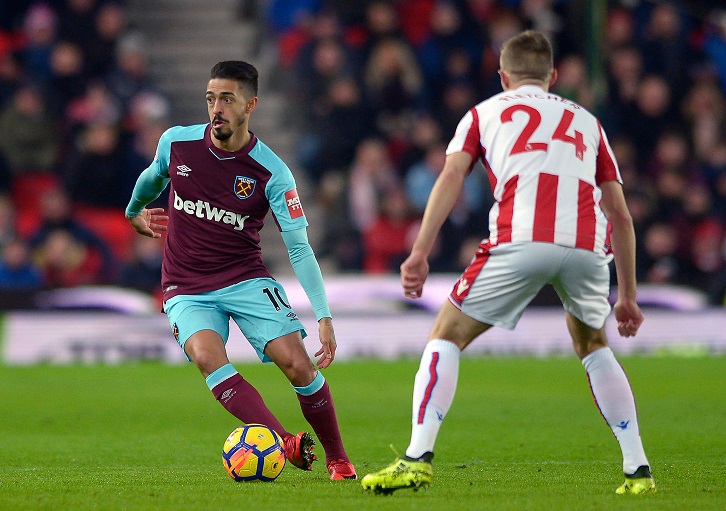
left=447, top=84, right=620, bottom=253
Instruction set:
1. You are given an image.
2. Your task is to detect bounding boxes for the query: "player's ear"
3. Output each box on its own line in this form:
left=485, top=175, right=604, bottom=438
left=548, top=69, right=558, bottom=89
left=245, top=97, right=258, bottom=114
left=498, top=69, right=509, bottom=90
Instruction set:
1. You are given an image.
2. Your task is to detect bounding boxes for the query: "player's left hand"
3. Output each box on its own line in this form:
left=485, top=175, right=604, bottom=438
left=314, top=317, right=336, bottom=369
left=401, top=250, right=429, bottom=299
left=613, top=297, right=644, bottom=337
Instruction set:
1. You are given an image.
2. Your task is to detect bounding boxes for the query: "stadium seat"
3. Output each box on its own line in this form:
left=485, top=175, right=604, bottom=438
left=74, top=205, right=136, bottom=263
left=11, top=173, right=62, bottom=237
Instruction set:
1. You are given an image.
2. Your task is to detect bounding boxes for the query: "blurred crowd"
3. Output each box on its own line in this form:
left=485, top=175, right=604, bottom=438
left=0, top=0, right=168, bottom=299
left=263, top=0, right=726, bottom=305
left=0, top=0, right=725, bottom=308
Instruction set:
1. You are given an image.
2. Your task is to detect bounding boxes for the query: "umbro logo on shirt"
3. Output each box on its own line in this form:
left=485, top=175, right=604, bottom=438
left=176, top=164, right=192, bottom=176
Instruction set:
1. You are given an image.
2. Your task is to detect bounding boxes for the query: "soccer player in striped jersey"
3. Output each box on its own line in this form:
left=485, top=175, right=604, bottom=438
left=362, top=30, right=654, bottom=495
left=125, top=61, right=355, bottom=480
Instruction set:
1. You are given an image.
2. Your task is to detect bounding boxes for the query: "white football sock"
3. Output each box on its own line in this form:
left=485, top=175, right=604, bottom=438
left=582, top=347, right=650, bottom=474
left=406, top=339, right=461, bottom=459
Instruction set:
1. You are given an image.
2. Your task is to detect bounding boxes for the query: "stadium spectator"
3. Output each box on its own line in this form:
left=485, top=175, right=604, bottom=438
left=361, top=188, right=417, bottom=273
left=639, top=221, right=682, bottom=284
left=681, top=79, right=726, bottom=161
left=19, top=3, right=58, bottom=84
left=297, top=75, right=369, bottom=184
left=86, top=1, right=127, bottom=79
left=0, top=84, right=58, bottom=174
left=32, top=227, right=103, bottom=288
left=118, top=233, right=162, bottom=297
left=416, top=1, right=482, bottom=98
left=46, top=40, right=88, bottom=117
left=621, top=75, right=679, bottom=168
left=397, top=110, right=444, bottom=174
left=28, top=186, right=115, bottom=283
left=63, top=80, right=123, bottom=138
left=63, top=122, right=130, bottom=208
left=363, top=37, right=425, bottom=119
left=347, top=138, right=400, bottom=234
left=104, top=32, right=155, bottom=109
left=57, top=0, right=98, bottom=50
left=552, top=53, right=595, bottom=110
left=0, top=236, right=43, bottom=290
left=637, top=1, right=692, bottom=102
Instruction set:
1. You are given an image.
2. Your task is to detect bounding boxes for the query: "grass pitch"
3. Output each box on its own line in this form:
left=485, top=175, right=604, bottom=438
left=0, top=355, right=723, bottom=511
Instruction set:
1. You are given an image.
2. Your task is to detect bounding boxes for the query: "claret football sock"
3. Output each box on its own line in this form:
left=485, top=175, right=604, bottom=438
left=406, top=339, right=460, bottom=459
left=294, top=374, right=349, bottom=464
left=208, top=365, right=290, bottom=439
left=582, top=347, right=650, bottom=474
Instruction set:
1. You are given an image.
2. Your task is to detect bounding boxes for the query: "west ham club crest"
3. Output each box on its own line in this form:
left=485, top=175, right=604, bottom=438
left=235, top=176, right=256, bottom=199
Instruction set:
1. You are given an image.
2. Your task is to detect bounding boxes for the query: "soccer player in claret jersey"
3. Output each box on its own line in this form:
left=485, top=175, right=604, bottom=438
left=361, top=31, right=655, bottom=495
left=125, top=60, right=356, bottom=481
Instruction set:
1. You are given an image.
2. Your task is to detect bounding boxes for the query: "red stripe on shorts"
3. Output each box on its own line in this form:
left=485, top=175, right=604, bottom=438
left=417, top=352, right=440, bottom=424
left=532, top=173, right=558, bottom=242
left=451, top=241, right=491, bottom=305
left=575, top=180, right=596, bottom=250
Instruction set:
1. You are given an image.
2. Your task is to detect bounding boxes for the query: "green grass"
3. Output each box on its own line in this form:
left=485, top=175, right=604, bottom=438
left=0, top=356, right=723, bottom=511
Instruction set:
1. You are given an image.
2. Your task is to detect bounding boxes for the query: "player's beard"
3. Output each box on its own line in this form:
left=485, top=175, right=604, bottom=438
left=211, top=113, right=246, bottom=141
left=212, top=126, right=232, bottom=141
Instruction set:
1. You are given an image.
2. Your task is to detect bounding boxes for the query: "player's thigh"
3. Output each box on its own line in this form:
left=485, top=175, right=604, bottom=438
left=164, top=295, right=231, bottom=358
left=221, top=278, right=307, bottom=363
left=456, top=243, right=559, bottom=330
left=552, top=249, right=612, bottom=330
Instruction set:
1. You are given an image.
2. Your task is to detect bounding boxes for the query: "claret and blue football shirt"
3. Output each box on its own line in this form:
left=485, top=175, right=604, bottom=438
left=127, top=124, right=309, bottom=302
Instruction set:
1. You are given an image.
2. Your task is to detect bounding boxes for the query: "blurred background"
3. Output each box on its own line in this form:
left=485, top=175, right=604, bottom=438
left=0, top=0, right=724, bottom=363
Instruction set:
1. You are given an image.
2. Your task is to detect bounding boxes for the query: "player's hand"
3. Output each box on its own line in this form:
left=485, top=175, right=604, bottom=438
left=127, top=208, right=168, bottom=238
left=314, top=317, right=336, bottom=369
left=613, top=297, right=643, bottom=338
left=401, top=250, right=429, bottom=299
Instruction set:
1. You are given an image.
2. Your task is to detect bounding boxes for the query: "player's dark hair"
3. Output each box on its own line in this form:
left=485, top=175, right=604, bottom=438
left=499, top=30, right=553, bottom=82
left=210, top=61, right=259, bottom=97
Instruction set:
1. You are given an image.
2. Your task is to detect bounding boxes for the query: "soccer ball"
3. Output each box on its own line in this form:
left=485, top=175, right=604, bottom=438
left=222, top=424, right=286, bottom=482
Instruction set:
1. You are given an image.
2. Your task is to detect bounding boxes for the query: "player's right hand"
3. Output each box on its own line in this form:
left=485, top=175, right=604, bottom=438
left=613, top=297, right=643, bottom=338
left=127, top=208, right=168, bottom=238
left=400, top=251, right=429, bottom=299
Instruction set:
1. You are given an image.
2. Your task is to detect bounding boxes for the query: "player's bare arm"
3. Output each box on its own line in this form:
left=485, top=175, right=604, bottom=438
left=401, top=151, right=473, bottom=298
left=600, top=180, right=643, bottom=337
left=126, top=208, right=168, bottom=239
left=314, top=317, right=336, bottom=369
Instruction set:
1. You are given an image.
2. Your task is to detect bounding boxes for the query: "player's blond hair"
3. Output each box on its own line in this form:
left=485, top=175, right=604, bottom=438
left=499, top=30, right=553, bottom=83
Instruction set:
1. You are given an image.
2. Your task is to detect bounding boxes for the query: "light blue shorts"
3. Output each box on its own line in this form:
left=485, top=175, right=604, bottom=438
left=163, top=278, right=306, bottom=363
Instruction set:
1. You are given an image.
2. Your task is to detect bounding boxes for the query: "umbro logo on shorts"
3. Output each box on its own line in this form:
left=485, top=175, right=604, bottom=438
left=457, top=278, right=470, bottom=295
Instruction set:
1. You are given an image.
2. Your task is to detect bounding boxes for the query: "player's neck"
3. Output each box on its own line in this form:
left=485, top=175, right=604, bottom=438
left=507, top=80, right=548, bottom=91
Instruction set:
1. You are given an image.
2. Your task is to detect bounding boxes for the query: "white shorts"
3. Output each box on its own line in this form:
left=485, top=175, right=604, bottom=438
left=449, top=242, right=613, bottom=330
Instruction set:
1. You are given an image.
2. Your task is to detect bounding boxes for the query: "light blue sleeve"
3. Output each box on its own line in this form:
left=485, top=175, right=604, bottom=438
left=249, top=139, right=309, bottom=232
left=280, top=227, right=331, bottom=320
left=125, top=125, right=206, bottom=217
left=125, top=165, right=170, bottom=217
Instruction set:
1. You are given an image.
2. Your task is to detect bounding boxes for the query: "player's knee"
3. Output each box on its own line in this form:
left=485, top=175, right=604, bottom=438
left=572, top=336, right=607, bottom=359
left=278, top=357, right=316, bottom=387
